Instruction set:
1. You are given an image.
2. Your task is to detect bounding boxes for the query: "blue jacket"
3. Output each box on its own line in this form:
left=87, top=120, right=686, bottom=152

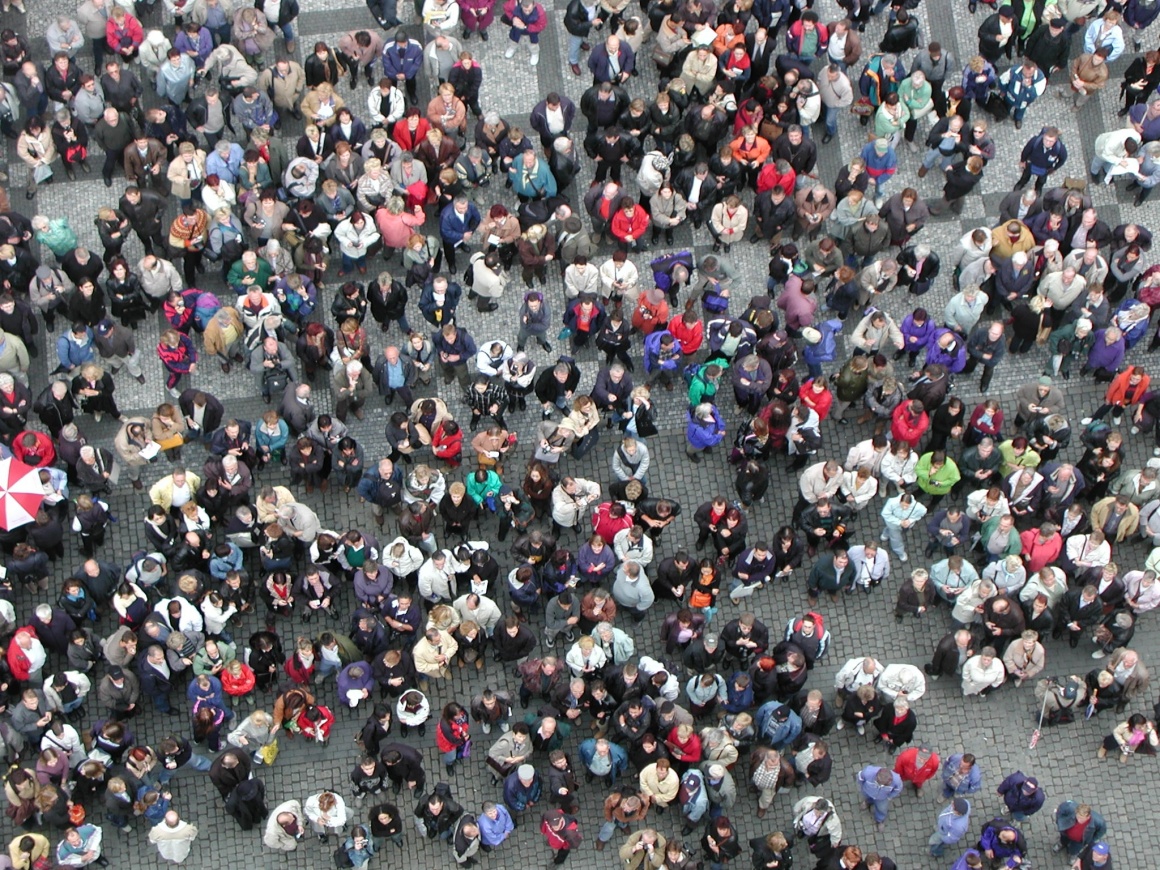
left=951, top=850, right=984, bottom=870
left=926, top=327, right=967, bottom=372
left=479, top=803, right=514, bottom=846
left=860, top=142, right=897, bottom=182
left=723, top=675, right=753, bottom=713
left=1087, top=330, right=1125, bottom=371
left=1054, top=801, right=1107, bottom=845
left=1020, top=129, right=1067, bottom=175
left=679, top=769, right=709, bottom=822
left=439, top=202, right=482, bottom=245
left=942, top=754, right=983, bottom=795
left=802, top=318, right=841, bottom=365
left=578, top=738, right=628, bottom=780
left=56, top=329, right=96, bottom=369
left=934, top=803, right=972, bottom=843
left=643, top=330, right=682, bottom=372
left=900, top=313, right=935, bottom=352
left=186, top=673, right=225, bottom=709
left=857, top=766, right=903, bottom=802
left=209, top=542, right=244, bottom=580
left=356, top=467, right=402, bottom=507
left=996, top=771, right=1044, bottom=816
left=381, top=41, right=423, bottom=80
left=431, top=324, right=477, bottom=364
left=755, top=700, right=802, bottom=749
left=686, top=406, right=725, bottom=450
left=502, top=770, right=543, bottom=811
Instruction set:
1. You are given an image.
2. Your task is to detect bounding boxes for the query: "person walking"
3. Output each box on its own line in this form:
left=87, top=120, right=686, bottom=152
left=857, top=764, right=902, bottom=831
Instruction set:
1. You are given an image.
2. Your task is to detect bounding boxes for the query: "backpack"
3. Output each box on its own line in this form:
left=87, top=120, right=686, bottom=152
left=262, top=368, right=289, bottom=398
left=1080, top=419, right=1112, bottom=448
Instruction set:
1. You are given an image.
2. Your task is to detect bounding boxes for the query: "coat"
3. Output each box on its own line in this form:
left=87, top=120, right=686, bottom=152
left=263, top=799, right=303, bottom=851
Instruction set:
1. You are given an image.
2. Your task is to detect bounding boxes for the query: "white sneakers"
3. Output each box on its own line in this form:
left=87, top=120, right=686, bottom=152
left=530, top=49, right=540, bottom=66
left=504, top=46, right=516, bottom=58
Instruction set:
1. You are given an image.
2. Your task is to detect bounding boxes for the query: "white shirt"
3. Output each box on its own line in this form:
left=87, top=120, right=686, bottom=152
left=171, top=482, right=192, bottom=508
left=545, top=106, right=565, bottom=134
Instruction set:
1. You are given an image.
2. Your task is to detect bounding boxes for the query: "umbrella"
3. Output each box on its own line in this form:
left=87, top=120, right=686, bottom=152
left=0, top=457, right=44, bottom=530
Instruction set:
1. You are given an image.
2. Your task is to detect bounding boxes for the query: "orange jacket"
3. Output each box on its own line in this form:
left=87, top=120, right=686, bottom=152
left=730, top=135, right=771, bottom=165
left=1104, top=366, right=1150, bottom=407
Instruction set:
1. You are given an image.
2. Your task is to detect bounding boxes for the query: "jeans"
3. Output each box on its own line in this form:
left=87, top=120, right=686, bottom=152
left=881, top=523, right=907, bottom=558
left=159, top=752, right=212, bottom=783
left=597, top=819, right=628, bottom=843
left=567, top=34, right=584, bottom=65
left=1091, top=154, right=1118, bottom=176
left=440, top=748, right=457, bottom=766
left=317, top=657, right=342, bottom=680
left=922, top=148, right=955, bottom=171
left=866, top=796, right=891, bottom=823
left=928, top=831, right=950, bottom=856
left=341, top=253, right=367, bottom=272
left=276, top=21, right=295, bottom=42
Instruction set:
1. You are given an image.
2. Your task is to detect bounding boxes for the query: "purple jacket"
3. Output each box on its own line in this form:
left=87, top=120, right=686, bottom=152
left=1087, top=331, right=1126, bottom=371
left=900, top=314, right=935, bottom=353
left=926, top=328, right=967, bottom=373
left=687, top=406, right=725, bottom=449
left=337, top=661, right=374, bottom=700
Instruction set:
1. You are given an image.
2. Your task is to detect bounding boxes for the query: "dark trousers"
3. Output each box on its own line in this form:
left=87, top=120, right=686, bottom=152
left=1015, top=168, right=1048, bottom=192
left=91, top=37, right=107, bottom=70
left=101, top=146, right=125, bottom=182
left=961, top=357, right=995, bottom=391
left=135, top=227, right=167, bottom=257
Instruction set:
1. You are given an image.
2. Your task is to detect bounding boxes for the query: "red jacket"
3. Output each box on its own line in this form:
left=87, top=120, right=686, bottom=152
left=106, top=14, right=144, bottom=51
left=592, top=502, right=633, bottom=542
left=12, top=431, right=55, bottom=467
left=1020, top=529, right=1062, bottom=573
left=891, top=405, right=930, bottom=445
left=392, top=117, right=432, bottom=152
left=757, top=164, right=796, bottom=194
left=800, top=381, right=833, bottom=420
left=284, top=652, right=316, bottom=685
left=221, top=664, right=256, bottom=696
left=435, top=713, right=470, bottom=753
left=610, top=208, right=650, bottom=242
left=6, top=626, right=38, bottom=682
left=668, top=315, right=704, bottom=355
left=894, top=746, right=940, bottom=786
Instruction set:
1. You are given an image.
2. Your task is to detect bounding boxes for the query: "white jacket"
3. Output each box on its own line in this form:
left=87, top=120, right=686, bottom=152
left=833, top=657, right=883, bottom=693
left=877, top=663, right=926, bottom=702
left=263, top=800, right=304, bottom=851
left=335, top=216, right=381, bottom=259
left=551, top=479, right=601, bottom=527
left=383, top=537, right=425, bottom=580
left=961, top=655, right=1006, bottom=695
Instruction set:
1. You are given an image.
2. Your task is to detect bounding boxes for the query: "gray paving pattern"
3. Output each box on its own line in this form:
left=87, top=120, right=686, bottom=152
left=0, top=0, right=1159, bottom=867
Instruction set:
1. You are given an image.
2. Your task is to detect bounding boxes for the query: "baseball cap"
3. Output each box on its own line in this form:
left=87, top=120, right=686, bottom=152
left=1092, top=843, right=1109, bottom=856
left=953, top=798, right=969, bottom=814
left=108, top=666, right=124, bottom=680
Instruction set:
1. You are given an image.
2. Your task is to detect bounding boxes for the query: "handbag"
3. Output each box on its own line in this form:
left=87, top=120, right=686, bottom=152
left=651, top=45, right=675, bottom=66
left=850, top=97, right=874, bottom=116
left=334, top=846, right=354, bottom=868
left=33, top=164, right=53, bottom=184
left=257, top=738, right=279, bottom=764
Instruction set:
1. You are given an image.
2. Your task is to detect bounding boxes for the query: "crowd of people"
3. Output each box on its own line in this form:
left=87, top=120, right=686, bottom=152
left=0, top=0, right=1154, bottom=867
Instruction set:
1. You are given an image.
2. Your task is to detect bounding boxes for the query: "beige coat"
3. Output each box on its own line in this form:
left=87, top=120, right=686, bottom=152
left=1090, top=497, right=1140, bottom=542
left=1002, top=641, right=1045, bottom=680
left=412, top=629, right=459, bottom=677
left=167, top=149, right=208, bottom=200
left=113, top=417, right=155, bottom=467
left=680, top=52, right=717, bottom=94
left=257, top=62, right=307, bottom=110
left=16, top=129, right=55, bottom=170
left=1071, top=53, right=1109, bottom=94
left=338, top=31, right=385, bottom=66
left=300, top=89, right=346, bottom=128
left=638, top=763, right=680, bottom=805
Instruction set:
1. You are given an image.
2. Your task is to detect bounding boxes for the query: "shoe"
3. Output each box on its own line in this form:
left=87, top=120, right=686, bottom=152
left=319, top=834, right=329, bottom=844
left=905, top=140, right=918, bottom=153
left=132, top=478, right=143, bottom=490
left=1131, top=426, right=1140, bottom=435
left=580, top=41, right=591, bottom=51
left=570, top=63, right=581, bottom=76
left=756, top=808, right=766, bottom=818
left=504, top=46, right=516, bottom=58
left=104, top=176, right=113, bottom=187
left=221, top=362, right=231, bottom=374
left=822, top=133, right=833, bottom=144
left=1092, top=650, right=1107, bottom=659
left=836, top=721, right=845, bottom=730
left=480, top=30, right=489, bottom=40
left=916, top=166, right=928, bottom=179
left=1080, top=417, right=1093, bottom=425
left=1053, top=844, right=1063, bottom=853
left=64, top=165, right=76, bottom=180
left=1112, top=415, right=1122, bottom=426
left=135, top=374, right=146, bottom=384
left=856, top=722, right=865, bottom=735
left=1013, top=119, right=1022, bottom=130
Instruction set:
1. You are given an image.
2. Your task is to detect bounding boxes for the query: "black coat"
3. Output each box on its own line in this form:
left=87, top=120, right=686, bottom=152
left=873, top=705, right=916, bottom=746
left=225, top=778, right=267, bottom=830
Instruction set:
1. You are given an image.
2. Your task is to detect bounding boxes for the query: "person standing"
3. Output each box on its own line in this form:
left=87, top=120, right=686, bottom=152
left=857, top=765, right=903, bottom=831
left=147, top=810, right=198, bottom=864
left=929, top=799, right=971, bottom=858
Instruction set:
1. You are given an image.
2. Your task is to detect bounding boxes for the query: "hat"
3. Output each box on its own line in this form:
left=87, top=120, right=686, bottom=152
left=1021, top=778, right=1038, bottom=793
left=703, top=633, right=719, bottom=648
left=108, top=666, right=124, bottom=680
left=1092, top=843, right=1109, bottom=856
left=771, top=329, right=789, bottom=344
left=771, top=704, right=790, bottom=723
left=96, top=319, right=115, bottom=333
left=1037, top=375, right=1052, bottom=386
left=953, top=798, right=969, bottom=814
left=1050, top=16, right=1066, bottom=25
left=517, top=764, right=535, bottom=781
left=35, top=265, right=51, bottom=280
left=873, top=138, right=890, bottom=154
left=499, top=485, right=513, bottom=497
left=801, top=327, right=822, bottom=345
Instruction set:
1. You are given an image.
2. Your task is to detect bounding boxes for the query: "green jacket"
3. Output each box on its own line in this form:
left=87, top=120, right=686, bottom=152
left=979, top=516, right=1021, bottom=556
left=914, top=453, right=961, bottom=495
left=465, top=469, right=503, bottom=505
left=834, top=362, right=870, bottom=403
left=688, top=362, right=727, bottom=407
left=192, top=641, right=237, bottom=676
left=35, top=219, right=78, bottom=258
left=998, top=440, right=1041, bottom=477
left=897, top=77, right=933, bottom=114
left=227, top=257, right=275, bottom=291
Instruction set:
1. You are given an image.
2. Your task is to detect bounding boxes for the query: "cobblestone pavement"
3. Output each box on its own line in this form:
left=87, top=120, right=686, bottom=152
left=1, top=0, right=1159, bottom=867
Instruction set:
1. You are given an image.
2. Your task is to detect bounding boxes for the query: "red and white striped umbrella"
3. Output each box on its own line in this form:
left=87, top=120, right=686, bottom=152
left=0, top=457, right=44, bottom=530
